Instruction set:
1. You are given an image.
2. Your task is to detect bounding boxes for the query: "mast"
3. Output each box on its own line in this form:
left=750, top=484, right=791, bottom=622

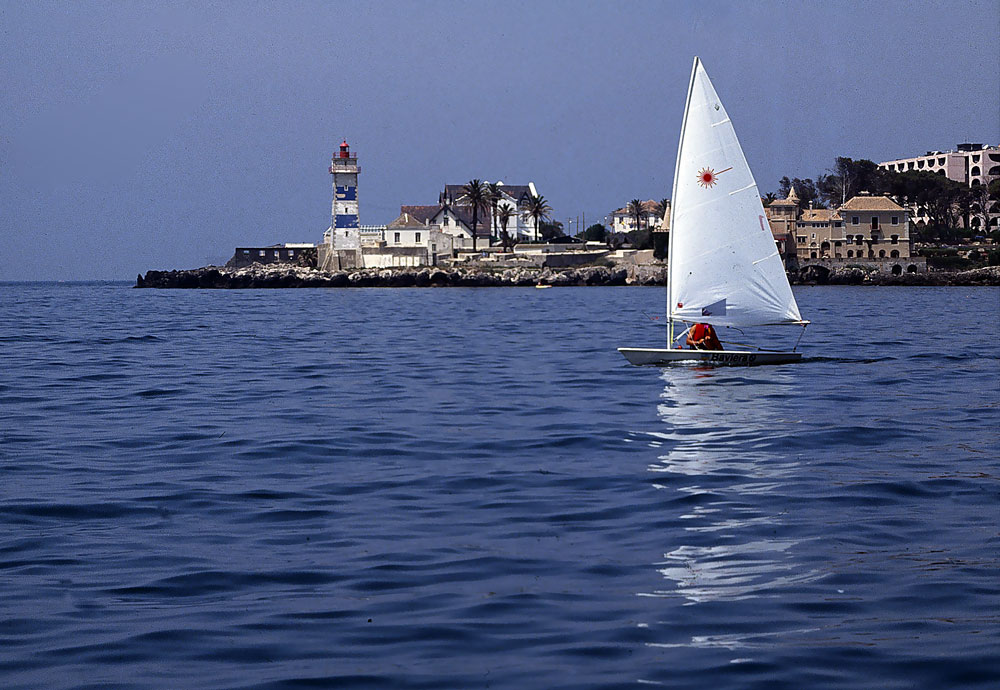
left=667, top=57, right=700, bottom=347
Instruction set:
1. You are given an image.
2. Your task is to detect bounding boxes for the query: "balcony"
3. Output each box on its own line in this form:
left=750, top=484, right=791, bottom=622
left=329, top=162, right=360, bottom=174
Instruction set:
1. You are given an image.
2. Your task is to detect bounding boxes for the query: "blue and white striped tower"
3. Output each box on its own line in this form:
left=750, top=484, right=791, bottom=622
left=330, top=140, right=359, bottom=232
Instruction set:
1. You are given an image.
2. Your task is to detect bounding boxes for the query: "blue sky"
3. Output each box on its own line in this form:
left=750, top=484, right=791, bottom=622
left=2, top=0, right=998, bottom=280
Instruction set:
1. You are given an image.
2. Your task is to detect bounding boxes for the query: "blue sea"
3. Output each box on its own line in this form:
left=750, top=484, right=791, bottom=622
left=1, top=282, right=998, bottom=689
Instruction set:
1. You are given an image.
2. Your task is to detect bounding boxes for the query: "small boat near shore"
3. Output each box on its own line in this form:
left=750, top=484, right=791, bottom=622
left=619, top=57, right=808, bottom=367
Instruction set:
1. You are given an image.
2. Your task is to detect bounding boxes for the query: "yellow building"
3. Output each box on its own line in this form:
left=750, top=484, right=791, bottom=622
left=765, top=189, right=924, bottom=274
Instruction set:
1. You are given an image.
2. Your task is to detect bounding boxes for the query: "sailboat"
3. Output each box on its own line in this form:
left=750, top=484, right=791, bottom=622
left=619, top=57, right=808, bottom=367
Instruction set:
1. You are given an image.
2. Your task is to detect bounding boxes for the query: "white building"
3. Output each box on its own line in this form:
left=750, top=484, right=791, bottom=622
left=878, top=143, right=1000, bottom=230
left=439, top=182, right=542, bottom=242
left=400, top=204, right=485, bottom=250
left=610, top=200, right=667, bottom=233
left=878, top=143, right=1000, bottom=188
left=361, top=213, right=454, bottom=268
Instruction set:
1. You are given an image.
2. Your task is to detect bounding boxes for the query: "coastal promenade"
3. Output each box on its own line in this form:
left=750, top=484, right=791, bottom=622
left=135, top=263, right=1000, bottom=288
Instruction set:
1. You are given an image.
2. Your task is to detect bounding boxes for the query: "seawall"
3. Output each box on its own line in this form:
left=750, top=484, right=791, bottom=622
left=135, top=264, right=1000, bottom=288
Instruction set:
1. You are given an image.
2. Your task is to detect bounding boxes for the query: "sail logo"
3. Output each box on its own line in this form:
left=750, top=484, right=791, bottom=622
left=697, top=166, right=732, bottom=188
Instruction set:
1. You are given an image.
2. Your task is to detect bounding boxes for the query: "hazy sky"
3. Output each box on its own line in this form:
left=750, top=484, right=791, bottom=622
left=2, top=0, right=998, bottom=280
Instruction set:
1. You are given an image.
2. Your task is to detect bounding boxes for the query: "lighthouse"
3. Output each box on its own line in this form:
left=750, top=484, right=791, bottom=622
left=328, top=140, right=360, bottom=250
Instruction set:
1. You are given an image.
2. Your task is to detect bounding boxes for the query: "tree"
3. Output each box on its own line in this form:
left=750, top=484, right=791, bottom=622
left=497, top=205, right=516, bottom=252
left=778, top=176, right=792, bottom=198
left=522, top=194, right=552, bottom=242
left=887, top=171, right=967, bottom=241
left=485, top=182, right=502, bottom=246
left=777, top=177, right=823, bottom=207
left=762, top=192, right=777, bottom=206
left=817, top=158, right=890, bottom=206
left=655, top=198, right=670, bottom=225
left=627, top=199, right=646, bottom=232
left=539, top=220, right=564, bottom=242
left=626, top=228, right=653, bottom=250
left=461, top=179, right=487, bottom=252
left=969, top=178, right=1000, bottom=235
left=581, top=223, right=607, bottom=242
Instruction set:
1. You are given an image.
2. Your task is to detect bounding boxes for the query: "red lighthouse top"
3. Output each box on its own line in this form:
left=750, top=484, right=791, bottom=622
left=338, top=140, right=350, bottom=158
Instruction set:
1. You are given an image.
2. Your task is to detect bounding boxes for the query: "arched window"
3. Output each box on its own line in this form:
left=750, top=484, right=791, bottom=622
left=890, top=250, right=900, bottom=258
left=907, top=265, right=917, bottom=273
left=892, top=264, right=902, bottom=275
left=847, top=250, right=854, bottom=258
left=810, top=251, right=817, bottom=259
left=989, top=166, right=1000, bottom=175
left=879, top=250, right=886, bottom=258
left=970, top=166, right=980, bottom=176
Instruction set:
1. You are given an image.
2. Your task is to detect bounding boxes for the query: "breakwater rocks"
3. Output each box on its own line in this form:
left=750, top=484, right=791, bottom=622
left=136, top=264, right=667, bottom=289
left=789, top=265, right=1000, bottom=286
left=136, top=263, right=1000, bottom=289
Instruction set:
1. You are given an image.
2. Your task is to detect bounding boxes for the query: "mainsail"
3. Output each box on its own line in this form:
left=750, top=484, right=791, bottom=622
left=668, top=58, right=803, bottom=328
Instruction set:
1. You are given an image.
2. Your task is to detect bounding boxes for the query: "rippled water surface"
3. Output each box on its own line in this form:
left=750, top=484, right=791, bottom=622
left=2, top=283, right=998, bottom=689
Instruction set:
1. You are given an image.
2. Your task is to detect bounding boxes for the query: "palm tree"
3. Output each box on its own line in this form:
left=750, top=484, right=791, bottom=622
left=763, top=192, right=777, bottom=206
left=461, top=179, right=487, bottom=252
left=497, top=205, right=515, bottom=252
left=485, top=182, right=502, bottom=246
left=522, top=194, right=552, bottom=242
left=628, top=199, right=645, bottom=232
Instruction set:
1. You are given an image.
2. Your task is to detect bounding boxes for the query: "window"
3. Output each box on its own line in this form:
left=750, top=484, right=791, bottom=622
left=288, top=250, right=295, bottom=257
left=852, top=216, right=859, bottom=225
left=891, top=235, right=899, bottom=244
left=797, top=236, right=806, bottom=243
left=891, top=216, right=898, bottom=225
left=811, top=233, right=816, bottom=239
left=394, top=232, right=401, bottom=243
left=846, top=235, right=853, bottom=243
left=415, top=232, right=421, bottom=243
left=259, top=250, right=265, bottom=256
left=834, top=241, right=842, bottom=247
left=443, top=216, right=450, bottom=226
left=871, top=216, right=879, bottom=230
left=847, top=250, right=854, bottom=258
left=243, top=250, right=249, bottom=254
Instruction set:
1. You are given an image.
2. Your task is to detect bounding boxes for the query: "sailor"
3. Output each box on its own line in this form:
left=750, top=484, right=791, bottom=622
left=686, top=323, right=723, bottom=350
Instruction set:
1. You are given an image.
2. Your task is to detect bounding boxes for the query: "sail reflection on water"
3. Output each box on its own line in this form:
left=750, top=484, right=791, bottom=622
left=638, top=369, right=822, bottom=609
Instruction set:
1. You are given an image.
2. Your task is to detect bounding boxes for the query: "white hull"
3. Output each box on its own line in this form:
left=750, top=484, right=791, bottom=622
left=618, top=347, right=801, bottom=367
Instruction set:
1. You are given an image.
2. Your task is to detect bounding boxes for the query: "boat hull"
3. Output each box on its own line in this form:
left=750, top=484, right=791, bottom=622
left=617, top=347, right=801, bottom=367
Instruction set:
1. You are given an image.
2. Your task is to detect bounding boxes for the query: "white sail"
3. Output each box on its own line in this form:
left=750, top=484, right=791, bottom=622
left=668, top=58, right=803, bottom=327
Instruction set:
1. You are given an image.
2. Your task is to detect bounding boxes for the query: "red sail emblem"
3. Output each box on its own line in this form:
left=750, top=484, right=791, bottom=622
left=696, top=165, right=733, bottom=188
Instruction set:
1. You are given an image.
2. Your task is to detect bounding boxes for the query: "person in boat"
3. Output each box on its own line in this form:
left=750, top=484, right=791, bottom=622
left=686, top=323, right=723, bottom=350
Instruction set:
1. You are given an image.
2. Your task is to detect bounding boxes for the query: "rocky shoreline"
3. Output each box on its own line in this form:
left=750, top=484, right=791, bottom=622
left=135, top=263, right=1000, bottom=289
